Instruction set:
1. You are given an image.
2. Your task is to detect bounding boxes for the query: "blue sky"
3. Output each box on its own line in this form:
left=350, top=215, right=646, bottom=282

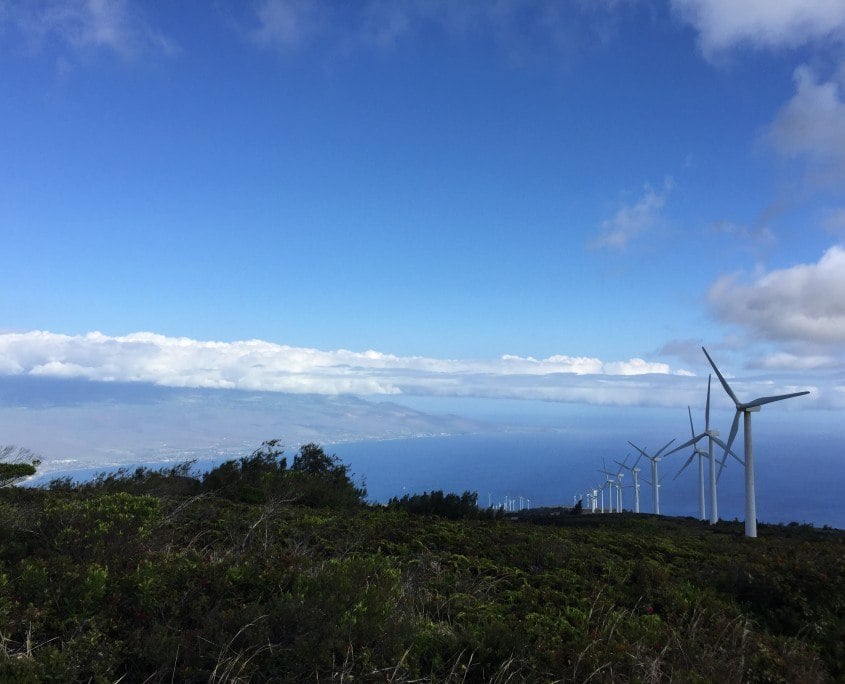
left=1, top=1, right=844, bottom=460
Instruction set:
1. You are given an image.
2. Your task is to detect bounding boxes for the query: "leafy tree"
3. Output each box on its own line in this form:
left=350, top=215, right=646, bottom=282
left=0, top=445, right=40, bottom=487
left=202, top=439, right=288, bottom=501
left=289, top=442, right=366, bottom=508
left=388, top=489, right=486, bottom=519
left=291, top=442, right=337, bottom=474
left=202, top=440, right=365, bottom=508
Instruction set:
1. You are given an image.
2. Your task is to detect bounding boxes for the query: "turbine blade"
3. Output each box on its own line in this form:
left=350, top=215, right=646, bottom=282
left=666, top=436, right=696, bottom=456
left=627, top=440, right=644, bottom=453
left=702, top=347, right=740, bottom=406
left=654, top=438, right=676, bottom=457
left=673, top=454, right=695, bottom=481
left=745, top=391, right=811, bottom=409
left=705, top=375, right=711, bottom=430
left=718, top=410, right=741, bottom=479
left=628, top=442, right=651, bottom=468
left=631, top=451, right=642, bottom=469
left=688, top=406, right=695, bottom=438
left=616, top=455, right=629, bottom=476
left=711, top=436, right=743, bottom=466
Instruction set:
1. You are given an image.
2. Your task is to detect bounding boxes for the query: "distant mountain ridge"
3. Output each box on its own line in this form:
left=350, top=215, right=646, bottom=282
left=0, top=376, right=487, bottom=476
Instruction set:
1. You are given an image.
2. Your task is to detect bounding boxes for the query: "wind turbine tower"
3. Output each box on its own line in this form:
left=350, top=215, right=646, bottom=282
left=600, top=460, right=619, bottom=513
left=702, top=347, right=810, bottom=538
left=632, top=464, right=640, bottom=513
left=604, top=478, right=616, bottom=513
left=671, top=406, right=711, bottom=520
left=615, top=462, right=626, bottom=512
left=628, top=439, right=675, bottom=515
left=617, top=456, right=641, bottom=513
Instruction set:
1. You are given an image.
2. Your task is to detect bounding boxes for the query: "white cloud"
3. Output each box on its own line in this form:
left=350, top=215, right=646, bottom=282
left=0, top=330, right=691, bottom=407
left=768, top=66, right=845, bottom=184
left=672, top=0, right=845, bottom=56
left=590, top=179, right=673, bottom=250
left=2, top=0, right=173, bottom=58
left=708, top=244, right=845, bottom=345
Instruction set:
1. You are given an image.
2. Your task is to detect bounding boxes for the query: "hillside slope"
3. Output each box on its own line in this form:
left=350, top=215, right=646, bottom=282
left=0, top=457, right=842, bottom=682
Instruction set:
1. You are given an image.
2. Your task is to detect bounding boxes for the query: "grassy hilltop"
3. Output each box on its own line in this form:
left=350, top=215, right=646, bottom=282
left=0, top=443, right=843, bottom=682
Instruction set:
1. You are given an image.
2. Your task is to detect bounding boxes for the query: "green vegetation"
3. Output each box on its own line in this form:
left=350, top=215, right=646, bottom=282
left=0, top=446, right=40, bottom=487
left=0, top=441, right=843, bottom=682
left=388, top=490, right=498, bottom=519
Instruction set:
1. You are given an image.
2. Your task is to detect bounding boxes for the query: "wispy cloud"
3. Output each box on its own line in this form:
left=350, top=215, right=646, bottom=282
left=672, top=0, right=845, bottom=58
left=708, top=244, right=845, bottom=346
left=1, top=0, right=173, bottom=59
left=251, top=0, right=322, bottom=50
left=589, top=178, right=673, bottom=250
left=750, top=351, right=840, bottom=371
left=247, top=0, right=628, bottom=60
left=708, top=220, right=775, bottom=248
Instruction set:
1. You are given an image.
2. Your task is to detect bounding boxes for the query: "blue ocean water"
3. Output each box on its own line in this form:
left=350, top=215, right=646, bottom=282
left=330, top=431, right=845, bottom=530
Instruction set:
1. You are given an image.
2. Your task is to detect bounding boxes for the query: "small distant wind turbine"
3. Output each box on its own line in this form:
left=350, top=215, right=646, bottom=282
left=600, top=460, right=618, bottom=513
left=616, top=455, right=641, bottom=513
left=665, top=378, right=742, bottom=524
left=627, top=439, right=675, bottom=515
left=615, top=458, right=627, bottom=512
left=702, top=347, right=810, bottom=538
left=603, top=478, right=615, bottom=513
left=674, top=408, right=710, bottom=520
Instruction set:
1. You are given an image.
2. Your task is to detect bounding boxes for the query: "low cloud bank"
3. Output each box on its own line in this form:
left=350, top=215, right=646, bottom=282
left=0, top=330, right=691, bottom=405
left=0, top=330, right=830, bottom=409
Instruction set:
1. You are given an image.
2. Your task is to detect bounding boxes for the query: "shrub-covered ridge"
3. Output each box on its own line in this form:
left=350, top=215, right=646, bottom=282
left=0, top=443, right=842, bottom=682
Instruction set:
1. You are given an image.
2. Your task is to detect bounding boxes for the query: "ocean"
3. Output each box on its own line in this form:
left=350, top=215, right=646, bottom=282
left=330, top=431, right=845, bottom=530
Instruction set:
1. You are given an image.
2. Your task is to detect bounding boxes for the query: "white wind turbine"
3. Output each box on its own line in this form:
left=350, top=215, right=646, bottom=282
left=587, top=488, right=598, bottom=513
left=674, top=408, right=710, bottom=520
left=702, top=347, right=810, bottom=538
left=614, top=457, right=627, bottom=512
left=616, top=472, right=623, bottom=512
left=616, top=455, right=641, bottom=513
left=599, top=460, right=618, bottom=513
left=665, top=377, right=742, bottom=524
left=602, top=478, right=615, bottom=513
left=627, top=439, right=675, bottom=515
